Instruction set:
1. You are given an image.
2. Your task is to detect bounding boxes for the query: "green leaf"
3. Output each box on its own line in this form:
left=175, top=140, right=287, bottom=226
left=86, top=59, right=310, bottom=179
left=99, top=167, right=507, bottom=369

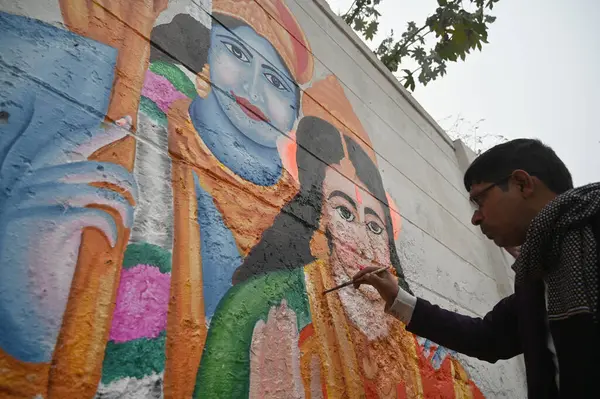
left=411, top=46, right=427, bottom=61
left=437, top=62, right=447, bottom=76
left=451, top=24, right=467, bottom=46
left=485, top=15, right=497, bottom=23
left=341, top=0, right=500, bottom=91
left=354, top=17, right=366, bottom=32
left=365, top=21, right=379, bottom=40
left=403, top=70, right=416, bottom=91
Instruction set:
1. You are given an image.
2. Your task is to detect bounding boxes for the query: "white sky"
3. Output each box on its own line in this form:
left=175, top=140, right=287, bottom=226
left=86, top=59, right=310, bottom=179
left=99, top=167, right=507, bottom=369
left=327, top=0, right=600, bottom=186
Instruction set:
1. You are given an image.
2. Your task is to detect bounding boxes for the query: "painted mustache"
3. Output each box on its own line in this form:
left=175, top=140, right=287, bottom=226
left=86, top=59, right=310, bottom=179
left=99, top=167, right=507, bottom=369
left=231, top=91, right=270, bottom=123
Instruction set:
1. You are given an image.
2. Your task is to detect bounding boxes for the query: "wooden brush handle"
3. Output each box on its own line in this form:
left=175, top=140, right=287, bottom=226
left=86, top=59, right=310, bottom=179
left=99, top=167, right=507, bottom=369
left=322, top=266, right=389, bottom=295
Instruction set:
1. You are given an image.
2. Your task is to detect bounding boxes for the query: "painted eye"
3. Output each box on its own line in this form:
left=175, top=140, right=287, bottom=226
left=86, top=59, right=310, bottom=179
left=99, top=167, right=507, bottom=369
left=367, top=221, right=383, bottom=235
left=264, top=73, right=288, bottom=91
left=224, top=43, right=250, bottom=63
left=335, top=205, right=355, bottom=222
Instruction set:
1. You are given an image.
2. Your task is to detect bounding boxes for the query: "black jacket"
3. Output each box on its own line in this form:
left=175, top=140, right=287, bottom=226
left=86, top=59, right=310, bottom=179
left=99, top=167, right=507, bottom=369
left=406, top=216, right=600, bottom=398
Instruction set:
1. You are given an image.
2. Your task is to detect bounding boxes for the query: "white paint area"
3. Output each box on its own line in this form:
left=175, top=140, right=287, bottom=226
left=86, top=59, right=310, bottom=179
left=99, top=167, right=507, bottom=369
left=95, top=372, right=164, bottom=399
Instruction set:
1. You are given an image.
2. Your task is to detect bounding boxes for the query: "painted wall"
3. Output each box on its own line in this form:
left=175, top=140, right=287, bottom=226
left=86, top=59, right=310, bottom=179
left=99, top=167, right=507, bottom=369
left=0, top=0, right=526, bottom=398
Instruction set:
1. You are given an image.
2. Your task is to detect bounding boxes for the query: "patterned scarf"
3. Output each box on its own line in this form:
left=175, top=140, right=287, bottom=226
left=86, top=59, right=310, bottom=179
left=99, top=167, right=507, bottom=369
left=513, top=183, right=600, bottom=322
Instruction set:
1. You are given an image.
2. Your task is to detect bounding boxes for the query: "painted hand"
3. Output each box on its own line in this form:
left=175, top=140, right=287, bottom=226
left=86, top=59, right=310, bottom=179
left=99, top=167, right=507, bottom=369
left=249, top=299, right=305, bottom=399
left=0, top=118, right=138, bottom=363
left=353, top=266, right=399, bottom=308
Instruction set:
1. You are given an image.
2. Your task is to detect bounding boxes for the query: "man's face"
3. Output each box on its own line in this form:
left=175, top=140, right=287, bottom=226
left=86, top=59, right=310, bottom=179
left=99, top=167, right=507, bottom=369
left=469, top=177, right=529, bottom=247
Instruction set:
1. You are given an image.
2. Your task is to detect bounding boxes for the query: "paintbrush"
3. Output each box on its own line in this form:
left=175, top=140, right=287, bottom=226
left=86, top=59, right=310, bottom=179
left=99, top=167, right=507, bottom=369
left=322, top=266, right=389, bottom=295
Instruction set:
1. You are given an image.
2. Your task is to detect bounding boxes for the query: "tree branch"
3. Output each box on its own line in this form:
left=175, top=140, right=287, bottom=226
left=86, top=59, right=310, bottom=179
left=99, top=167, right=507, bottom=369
left=343, top=0, right=364, bottom=23
left=399, top=66, right=422, bottom=83
left=396, top=25, right=429, bottom=55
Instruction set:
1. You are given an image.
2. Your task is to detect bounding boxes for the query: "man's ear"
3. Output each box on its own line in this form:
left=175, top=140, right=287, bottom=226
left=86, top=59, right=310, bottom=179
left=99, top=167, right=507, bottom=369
left=511, top=170, right=534, bottom=197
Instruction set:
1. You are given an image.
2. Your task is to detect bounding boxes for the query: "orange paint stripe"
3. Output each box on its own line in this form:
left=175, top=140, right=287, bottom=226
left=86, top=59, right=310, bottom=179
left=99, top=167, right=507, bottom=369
left=299, top=323, right=315, bottom=347
left=396, top=381, right=408, bottom=399
left=354, top=185, right=363, bottom=205
left=0, top=348, right=49, bottom=398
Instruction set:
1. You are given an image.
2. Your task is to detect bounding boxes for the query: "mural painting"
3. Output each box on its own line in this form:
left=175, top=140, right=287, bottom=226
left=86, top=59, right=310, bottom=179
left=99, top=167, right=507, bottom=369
left=0, top=0, right=484, bottom=398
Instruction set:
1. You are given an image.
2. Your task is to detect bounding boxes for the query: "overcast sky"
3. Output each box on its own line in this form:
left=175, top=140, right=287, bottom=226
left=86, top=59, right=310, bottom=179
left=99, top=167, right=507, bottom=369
left=326, top=0, right=599, bottom=186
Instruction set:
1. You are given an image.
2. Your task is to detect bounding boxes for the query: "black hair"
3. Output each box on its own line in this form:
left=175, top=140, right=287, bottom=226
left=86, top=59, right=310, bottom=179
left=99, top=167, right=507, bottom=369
left=150, top=13, right=211, bottom=74
left=463, top=138, right=573, bottom=194
left=149, top=13, right=253, bottom=73
left=232, top=116, right=411, bottom=293
left=232, top=116, right=343, bottom=283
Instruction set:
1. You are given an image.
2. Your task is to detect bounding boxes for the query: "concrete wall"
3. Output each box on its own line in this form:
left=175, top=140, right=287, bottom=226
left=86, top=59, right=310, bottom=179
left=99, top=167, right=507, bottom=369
left=0, top=0, right=526, bottom=397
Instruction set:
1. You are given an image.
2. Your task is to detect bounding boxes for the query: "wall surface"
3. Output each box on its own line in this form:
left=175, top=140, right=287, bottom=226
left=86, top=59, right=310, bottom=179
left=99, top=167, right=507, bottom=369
left=0, top=0, right=526, bottom=398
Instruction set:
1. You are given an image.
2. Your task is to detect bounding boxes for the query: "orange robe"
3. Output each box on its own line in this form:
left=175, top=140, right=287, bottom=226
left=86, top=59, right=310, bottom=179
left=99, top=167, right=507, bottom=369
left=300, top=259, right=484, bottom=399
left=300, top=259, right=423, bottom=398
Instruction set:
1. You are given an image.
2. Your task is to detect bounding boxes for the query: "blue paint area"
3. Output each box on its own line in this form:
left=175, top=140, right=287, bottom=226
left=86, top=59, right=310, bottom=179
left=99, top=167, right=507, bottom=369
left=189, top=93, right=283, bottom=186
left=0, top=11, right=117, bottom=199
left=193, top=172, right=243, bottom=319
left=421, top=338, right=456, bottom=370
left=0, top=206, right=119, bottom=362
left=0, top=12, right=124, bottom=363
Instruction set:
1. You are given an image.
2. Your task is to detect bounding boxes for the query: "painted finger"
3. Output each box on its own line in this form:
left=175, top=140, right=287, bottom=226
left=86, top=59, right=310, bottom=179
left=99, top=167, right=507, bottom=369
left=262, top=305, right=281, bottom=384
left=285, top=308, right=304, bottom=399
left=9, top=182, right=134, bottom=228
left=74, top=116, right=132, bottom=159
left=3, top=205, right=119, bottom=248
left=249, top=319, right=267, bottom=399
left=16, top=161, right=138, bottom=202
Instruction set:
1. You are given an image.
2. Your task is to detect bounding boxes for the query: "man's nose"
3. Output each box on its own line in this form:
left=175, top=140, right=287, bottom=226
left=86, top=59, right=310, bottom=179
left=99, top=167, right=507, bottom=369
left=471, top=209, right=483, bottom=226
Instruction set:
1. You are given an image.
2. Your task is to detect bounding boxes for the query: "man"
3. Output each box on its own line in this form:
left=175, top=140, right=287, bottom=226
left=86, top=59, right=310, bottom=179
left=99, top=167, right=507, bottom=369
left=355, top=139, right=600, bottom=398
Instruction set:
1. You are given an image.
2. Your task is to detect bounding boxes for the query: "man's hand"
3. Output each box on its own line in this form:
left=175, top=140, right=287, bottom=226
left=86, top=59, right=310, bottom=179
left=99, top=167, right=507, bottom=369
left=353, top=266, right=399, bottom=307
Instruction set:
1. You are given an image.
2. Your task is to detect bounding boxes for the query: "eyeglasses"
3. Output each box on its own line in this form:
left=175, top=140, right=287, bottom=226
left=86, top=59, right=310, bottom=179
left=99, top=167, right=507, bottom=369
left=469, top=175, right=511, bottom=208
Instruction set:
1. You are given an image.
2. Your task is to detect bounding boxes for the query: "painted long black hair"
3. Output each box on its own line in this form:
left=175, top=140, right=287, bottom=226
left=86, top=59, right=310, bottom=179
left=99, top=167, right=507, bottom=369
left=232, top=116, right=411, bottom=293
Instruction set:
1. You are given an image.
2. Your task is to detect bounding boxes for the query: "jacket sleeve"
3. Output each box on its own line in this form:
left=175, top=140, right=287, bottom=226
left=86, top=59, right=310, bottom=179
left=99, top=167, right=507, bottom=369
left=406, top=294, right=522, bottom=363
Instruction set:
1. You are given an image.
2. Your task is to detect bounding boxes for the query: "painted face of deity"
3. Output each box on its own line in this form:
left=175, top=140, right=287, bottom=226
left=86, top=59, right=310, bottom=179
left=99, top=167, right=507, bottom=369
left=320, top=157, right=394, bottom=340
left=208, top=23, right=300, bottom=148
left=322, top=159, right=390, bottom=296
